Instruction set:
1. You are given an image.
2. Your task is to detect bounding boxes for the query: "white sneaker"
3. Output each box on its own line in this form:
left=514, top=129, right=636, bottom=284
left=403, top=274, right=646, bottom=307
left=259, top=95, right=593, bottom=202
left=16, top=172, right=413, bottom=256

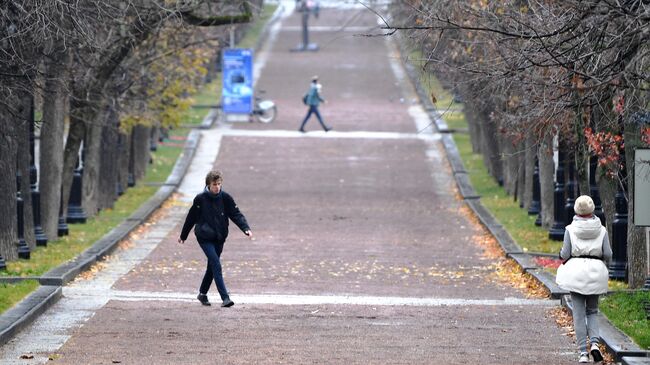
left=590, top=343, right=604, bottom=362
left=578, top=352, right=589, bottom=363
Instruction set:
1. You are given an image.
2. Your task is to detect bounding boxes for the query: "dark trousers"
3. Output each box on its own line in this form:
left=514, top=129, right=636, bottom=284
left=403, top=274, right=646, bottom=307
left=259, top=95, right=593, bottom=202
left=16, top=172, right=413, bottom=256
left=198, top=241, right=229, bottom=300
left=300, top=105, right=329, bottom=130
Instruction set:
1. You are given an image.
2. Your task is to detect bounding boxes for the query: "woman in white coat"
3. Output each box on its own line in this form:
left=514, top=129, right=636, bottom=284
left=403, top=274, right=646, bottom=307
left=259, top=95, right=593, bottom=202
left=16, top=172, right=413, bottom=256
left=556, top=195, right=613, bottom=363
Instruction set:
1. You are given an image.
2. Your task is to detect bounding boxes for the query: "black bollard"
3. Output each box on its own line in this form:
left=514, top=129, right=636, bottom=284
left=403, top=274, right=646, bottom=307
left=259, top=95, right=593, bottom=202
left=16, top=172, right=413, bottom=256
left=66, top=166, right=87, bottom=223
left=589, top=156, right=606, bottom=225
left=16, top=172, right=31, bottom=259
left=549, top=147, right=567, bottom=240
left=57, top=198, right=69, bottom=236
left=529, top=158, right=541, bottom=216
left=609, top=182, right=628, bottom=280
left=564, top=154, right=578, bottom=226
left=30, top=118, right=47, bottom=246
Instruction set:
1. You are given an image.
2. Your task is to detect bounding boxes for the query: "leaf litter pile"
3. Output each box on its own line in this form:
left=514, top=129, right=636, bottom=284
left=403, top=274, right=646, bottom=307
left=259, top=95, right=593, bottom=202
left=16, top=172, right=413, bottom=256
left=459, top=205, right=548, bottom=299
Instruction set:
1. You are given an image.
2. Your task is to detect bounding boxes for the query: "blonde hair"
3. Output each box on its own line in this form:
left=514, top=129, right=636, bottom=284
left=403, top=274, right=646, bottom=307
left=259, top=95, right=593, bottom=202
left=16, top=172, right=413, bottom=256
left=205, top=170, right=223, bottom=186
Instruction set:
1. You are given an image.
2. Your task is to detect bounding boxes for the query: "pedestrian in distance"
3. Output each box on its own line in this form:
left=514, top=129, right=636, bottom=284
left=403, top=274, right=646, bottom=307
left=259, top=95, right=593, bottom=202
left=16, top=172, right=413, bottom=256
left=299, top=75, right=332, bottom=133
left=555, top=195, right=612, bottom=363
left=178, top=170, right=253, bottom=308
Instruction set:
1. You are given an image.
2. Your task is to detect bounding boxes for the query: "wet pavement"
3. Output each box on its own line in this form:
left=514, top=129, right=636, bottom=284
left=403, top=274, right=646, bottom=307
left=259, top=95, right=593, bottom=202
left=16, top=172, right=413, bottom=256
left=0, top=2, right=578, bottom=364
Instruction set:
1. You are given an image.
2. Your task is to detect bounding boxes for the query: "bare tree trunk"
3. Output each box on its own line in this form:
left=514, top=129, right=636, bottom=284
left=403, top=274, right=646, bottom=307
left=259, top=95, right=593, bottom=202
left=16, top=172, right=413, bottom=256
left=117, top=130, right=130, bottom=195
left=40, top=52, right=68, bottom=239
left=625, top=118, right=648, bottom=288
left=538, top=134, right=555, bottom=228
left=0, top=109, right=19, bottom=261
left=132, top=124, right=151, bottom=182
left=82, top=117, right=103, bottom=217
left=523, top=135, right=535, bottom=210
left=502, top=135, right=518, bottom=196
left=98, top=107, right=120, bottom=210
left=481, top=117, right=503, bottom=185
left=517, top=144, right=526, bottom=206
left=464, top=97, right=482, bottom=154
left=17, top=94, right=35, bottom=249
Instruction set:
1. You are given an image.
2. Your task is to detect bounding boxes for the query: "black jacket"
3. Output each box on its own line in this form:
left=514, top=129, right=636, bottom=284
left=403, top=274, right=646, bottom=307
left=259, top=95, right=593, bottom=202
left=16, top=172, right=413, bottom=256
left=180, top=189, right=250, bottom=244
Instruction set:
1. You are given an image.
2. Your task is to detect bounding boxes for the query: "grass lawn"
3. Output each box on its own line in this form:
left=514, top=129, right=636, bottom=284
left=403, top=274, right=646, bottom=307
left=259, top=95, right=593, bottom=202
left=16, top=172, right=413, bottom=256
left=601, top=291, right=650, bottom=349
left=0, top=281, right=40, bottom=314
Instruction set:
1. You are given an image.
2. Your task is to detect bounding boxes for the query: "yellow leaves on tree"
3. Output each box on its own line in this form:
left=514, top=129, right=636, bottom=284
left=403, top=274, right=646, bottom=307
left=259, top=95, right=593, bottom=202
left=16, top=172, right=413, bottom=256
left=120, top=30, right=212, bottom=132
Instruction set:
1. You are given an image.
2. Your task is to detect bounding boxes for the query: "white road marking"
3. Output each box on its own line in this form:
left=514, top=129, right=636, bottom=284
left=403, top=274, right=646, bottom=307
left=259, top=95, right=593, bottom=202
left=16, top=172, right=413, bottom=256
left=65, top=289, right=559, bottom=307
left=214, top=127, right=440, bottom=141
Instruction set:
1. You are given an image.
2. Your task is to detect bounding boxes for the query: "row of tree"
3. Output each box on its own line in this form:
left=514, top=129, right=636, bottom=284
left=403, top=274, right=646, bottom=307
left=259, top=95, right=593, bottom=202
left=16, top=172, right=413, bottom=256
left=390, top=1, right=649, bottom=287
left=0, top=1, right=261, bottom=261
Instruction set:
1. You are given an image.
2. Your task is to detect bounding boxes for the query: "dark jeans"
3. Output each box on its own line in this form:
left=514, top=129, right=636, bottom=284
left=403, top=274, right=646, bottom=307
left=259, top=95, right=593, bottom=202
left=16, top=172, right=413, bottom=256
left=300, top=105, right=329, bottom=130
left=198, top=241, right=229, bottom=301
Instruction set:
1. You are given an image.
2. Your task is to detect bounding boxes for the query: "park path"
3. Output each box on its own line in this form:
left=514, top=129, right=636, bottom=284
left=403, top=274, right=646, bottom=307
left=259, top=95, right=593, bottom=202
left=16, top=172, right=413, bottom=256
left=0, top=3, right=577, bottom=364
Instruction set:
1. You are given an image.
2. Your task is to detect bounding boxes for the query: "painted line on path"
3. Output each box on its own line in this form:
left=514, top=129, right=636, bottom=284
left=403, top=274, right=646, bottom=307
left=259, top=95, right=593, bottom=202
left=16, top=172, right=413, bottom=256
left=215, top=127, right=440, bottom=141
left=65, top=289, right=559, bottom=307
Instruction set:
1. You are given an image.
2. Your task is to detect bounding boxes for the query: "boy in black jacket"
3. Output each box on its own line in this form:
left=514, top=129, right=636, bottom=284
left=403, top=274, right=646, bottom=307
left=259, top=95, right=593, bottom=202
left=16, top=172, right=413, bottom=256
left=178, top=170, right=252, bottom=307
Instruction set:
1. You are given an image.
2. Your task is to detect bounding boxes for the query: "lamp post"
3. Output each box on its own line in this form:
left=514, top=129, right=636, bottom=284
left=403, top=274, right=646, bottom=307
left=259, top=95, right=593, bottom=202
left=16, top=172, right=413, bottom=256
left=291, top=0, right=319, bottom=52
left=66, top=145, right=87, bottom=223
left=57, top=196, right=68, bottom=236
left=16, top=172, right=31, bottom=259
left=549, top=145, right=567, bottom=240
left=30, top=111, right=47, bottom=246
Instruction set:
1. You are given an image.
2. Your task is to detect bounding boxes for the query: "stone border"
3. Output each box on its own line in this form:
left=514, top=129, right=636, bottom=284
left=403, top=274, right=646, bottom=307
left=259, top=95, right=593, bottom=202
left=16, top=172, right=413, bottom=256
left=0, top=129, right=201, bottom=346
left=0, top=286, right=61, bottom=347
left=397, top=39, right=649, bottom=361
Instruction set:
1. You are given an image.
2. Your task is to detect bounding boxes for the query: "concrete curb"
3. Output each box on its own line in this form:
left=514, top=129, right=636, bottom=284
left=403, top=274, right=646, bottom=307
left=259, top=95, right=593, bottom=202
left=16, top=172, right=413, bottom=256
left=0, top=130, right=201, bottom=347
left=0, top=286, right=61, bottom=346
left=397, top=38, right=648, bottom=360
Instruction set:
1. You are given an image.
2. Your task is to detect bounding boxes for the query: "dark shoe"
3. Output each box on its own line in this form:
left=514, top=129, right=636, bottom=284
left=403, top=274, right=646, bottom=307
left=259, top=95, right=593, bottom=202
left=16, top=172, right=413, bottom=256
left=221, top=298, right=235, bottom=307
left=324, top=126, right=332, bottom=132
left=590, top=343, right=603, bottom=362
left=197, top=294, right=211, bottom=306
left=298, top=128, right=306, bottom=133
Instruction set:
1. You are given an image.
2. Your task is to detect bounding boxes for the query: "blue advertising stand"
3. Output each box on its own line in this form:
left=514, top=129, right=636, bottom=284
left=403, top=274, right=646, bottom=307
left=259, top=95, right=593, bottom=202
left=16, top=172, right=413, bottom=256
left=222, top=48, right=253, bottom=122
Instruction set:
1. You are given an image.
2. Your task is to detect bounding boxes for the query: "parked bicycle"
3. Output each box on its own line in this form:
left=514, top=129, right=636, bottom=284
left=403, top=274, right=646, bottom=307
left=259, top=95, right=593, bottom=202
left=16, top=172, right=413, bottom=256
left=251, top=90, right=277, bottom=123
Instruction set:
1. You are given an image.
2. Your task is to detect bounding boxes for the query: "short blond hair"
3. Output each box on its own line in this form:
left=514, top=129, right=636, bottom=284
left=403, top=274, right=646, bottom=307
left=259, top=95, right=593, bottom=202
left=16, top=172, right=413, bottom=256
left=205, top=170, right=223, bottom=186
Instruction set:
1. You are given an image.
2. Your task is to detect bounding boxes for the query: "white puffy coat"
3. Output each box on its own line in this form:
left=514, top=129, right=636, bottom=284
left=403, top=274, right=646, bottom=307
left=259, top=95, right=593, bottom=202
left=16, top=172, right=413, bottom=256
left=555, top=218, right=609, bottom=295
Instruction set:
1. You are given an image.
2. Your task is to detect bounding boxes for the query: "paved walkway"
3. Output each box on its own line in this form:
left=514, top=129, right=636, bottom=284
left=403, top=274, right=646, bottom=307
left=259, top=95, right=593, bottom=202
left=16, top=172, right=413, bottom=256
left=0, top=3, right=577, bottom=364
